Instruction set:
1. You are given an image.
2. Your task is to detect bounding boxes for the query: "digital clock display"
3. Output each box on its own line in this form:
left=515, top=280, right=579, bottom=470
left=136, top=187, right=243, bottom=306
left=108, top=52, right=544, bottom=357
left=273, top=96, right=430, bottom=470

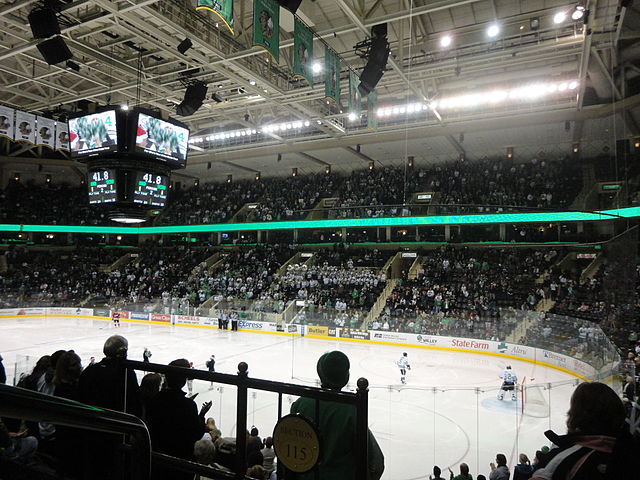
left=87, top=169, right=117, bottom=204
left=132, top=171, right=168, bottom=207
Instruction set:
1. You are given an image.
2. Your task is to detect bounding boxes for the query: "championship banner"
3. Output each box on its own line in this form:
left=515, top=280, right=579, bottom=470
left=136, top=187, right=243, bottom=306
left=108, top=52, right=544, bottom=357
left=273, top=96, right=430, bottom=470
left=36, top=116, right=56, bottom=148
left=252, top=0, right=279, bottom=62
left=14, top=111, right=36, bottom=143
left=367, top=91, right=378, bottom=129
left=324, top=47, right=340, bottom=103
left=0, top=105, right=14, bottom=140
left=55, top=122, right=69, bottom=151
left=196, top=0, right=234, bottom=34
left=293, top=19, right=313, bottom=84
left=348, top=71, right=361, bottom=117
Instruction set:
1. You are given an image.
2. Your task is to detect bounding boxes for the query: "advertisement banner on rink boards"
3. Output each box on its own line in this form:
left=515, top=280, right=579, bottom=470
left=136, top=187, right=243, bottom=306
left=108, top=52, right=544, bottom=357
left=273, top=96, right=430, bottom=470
left=0, top=307, right=47, bottom=316
left=36, top=116, right=56, bottom=148
left=55, top=122, right=69, bottom=151
left=0, top=105, right=14, bottom=140
left=14, top=111, right=36, bottom=143
left=195, top=0, right=234, bottom=34
left=252, top=0, right=279, bottom=62
left=338, top=329, right=370, bottom=340
left=151, top=313, right=171, bottom=323
left=173, top=314, right=216, bottom=327
left=306, top=326, right=328, bottom=336
left=129, top=312, right=149, bottom=321
left=93, top=308, right=110, bottom=318
left=47, top=307, right=88, bottom=316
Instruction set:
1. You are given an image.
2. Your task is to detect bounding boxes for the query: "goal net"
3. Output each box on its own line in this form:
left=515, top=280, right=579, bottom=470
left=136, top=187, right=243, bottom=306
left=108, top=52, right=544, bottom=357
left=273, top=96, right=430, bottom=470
left=521, top=378, right=550, bottom=418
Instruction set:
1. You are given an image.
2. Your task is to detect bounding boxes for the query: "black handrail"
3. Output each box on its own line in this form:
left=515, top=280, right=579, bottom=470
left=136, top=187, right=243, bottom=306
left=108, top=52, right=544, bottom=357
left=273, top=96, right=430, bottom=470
left=0, top=383, right=151, bottom=480
left=121, top=359, right=370, bottom=479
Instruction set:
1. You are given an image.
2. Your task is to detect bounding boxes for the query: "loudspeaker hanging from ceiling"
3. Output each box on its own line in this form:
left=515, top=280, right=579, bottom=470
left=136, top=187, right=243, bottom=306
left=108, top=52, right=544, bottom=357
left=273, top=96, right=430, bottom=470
left=28, top=7, right=61, bottom=38
left=37, top=37, right=74, bottom=65
left=277, top=0, right=303, bottom=14
left=357, top=24, right=390, bottom=97
left=28, top=6, right=74, bottom=65
left=177, top=81, right=208, bottom=116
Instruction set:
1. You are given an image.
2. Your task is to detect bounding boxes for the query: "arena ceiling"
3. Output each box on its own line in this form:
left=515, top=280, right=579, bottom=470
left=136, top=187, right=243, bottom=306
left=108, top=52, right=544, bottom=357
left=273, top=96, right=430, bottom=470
left=1, top=0, right=639, bottom=181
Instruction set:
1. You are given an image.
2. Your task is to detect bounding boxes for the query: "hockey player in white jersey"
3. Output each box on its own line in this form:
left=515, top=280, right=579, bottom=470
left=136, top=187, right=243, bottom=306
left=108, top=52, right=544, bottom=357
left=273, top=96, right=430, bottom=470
left=397, top=352, right=411, bottom=384
left=498, top=365, right=517, bottom=401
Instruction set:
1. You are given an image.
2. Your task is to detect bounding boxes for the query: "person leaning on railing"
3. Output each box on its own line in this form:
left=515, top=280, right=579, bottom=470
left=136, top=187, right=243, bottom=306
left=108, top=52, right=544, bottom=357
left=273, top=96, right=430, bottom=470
left=290, top=351, right=384, bottom=480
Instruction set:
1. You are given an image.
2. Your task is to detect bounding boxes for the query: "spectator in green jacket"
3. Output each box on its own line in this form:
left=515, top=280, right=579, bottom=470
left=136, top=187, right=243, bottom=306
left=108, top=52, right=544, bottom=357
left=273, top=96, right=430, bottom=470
left=449, top=463, right=473, bottom=480
left=290, top=350, right=384, bottom=480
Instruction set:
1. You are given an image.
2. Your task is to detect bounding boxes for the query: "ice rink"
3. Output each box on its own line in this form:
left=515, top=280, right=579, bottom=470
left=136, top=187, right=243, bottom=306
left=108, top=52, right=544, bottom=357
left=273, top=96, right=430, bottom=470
left=1, top=315, right=580, bottom=479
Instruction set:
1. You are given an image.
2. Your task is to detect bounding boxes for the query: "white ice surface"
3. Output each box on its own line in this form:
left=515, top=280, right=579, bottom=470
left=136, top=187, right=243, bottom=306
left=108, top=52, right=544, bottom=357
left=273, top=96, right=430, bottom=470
left=1, top=316, right=579, bottom=479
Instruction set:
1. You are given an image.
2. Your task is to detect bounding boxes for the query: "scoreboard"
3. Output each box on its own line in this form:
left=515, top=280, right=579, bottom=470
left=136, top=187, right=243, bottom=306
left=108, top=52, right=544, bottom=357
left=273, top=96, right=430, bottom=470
left=88, top=169, right=117, bottom=204
left=132, top=171, right=168, bottom=207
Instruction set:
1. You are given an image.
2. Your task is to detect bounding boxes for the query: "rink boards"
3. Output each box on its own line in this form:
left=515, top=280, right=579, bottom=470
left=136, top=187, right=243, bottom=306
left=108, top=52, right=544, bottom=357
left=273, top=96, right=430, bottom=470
left=0, top=307, right=603, bottom=380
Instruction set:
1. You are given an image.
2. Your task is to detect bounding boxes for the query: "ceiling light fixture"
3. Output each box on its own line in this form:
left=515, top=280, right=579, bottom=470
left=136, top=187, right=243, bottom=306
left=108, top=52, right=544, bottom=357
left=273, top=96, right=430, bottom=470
left=553, top=11, right=567, bottom=24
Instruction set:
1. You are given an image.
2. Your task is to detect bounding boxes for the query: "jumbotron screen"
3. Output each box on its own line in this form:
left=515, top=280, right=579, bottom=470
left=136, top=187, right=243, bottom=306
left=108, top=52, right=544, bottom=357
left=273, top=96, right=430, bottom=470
left=69, top=110, right=118, bottom=156
left=132, top=171, right=169, bottom=207
left=135, top=113, right=189, bottom=167
left=87, top=169, right=117, bottom=204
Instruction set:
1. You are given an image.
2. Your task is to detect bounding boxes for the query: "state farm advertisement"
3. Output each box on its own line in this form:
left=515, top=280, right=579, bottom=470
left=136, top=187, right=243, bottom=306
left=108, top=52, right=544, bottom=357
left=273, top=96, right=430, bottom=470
left=151, top=313, right=171, bottom=323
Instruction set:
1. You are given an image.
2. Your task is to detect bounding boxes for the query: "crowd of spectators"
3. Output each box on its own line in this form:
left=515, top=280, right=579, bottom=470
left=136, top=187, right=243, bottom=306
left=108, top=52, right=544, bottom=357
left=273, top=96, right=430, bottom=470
left=0, top=155, right=601, bottom=228
left=0, top=335, right=281, bottom=479
left=0, top=179, right=109, bottom=225
left=158, top=179, right=265, bottom=225
left=374, top=247, right=558, bottom=337
left=0, top=247, right=125, bottom=306
left=191, top=244, right=294, bottom=308
left=432, top=157, right=581, bottom=212
left=249, top=173, right=338, bottom=222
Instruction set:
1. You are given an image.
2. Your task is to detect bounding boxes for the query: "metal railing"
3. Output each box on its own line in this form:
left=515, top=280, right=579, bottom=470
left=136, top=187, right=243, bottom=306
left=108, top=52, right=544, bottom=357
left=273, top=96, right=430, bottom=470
left=121, top=359, right=371, bottom=479
left=0, top=383, right=151, bottom=480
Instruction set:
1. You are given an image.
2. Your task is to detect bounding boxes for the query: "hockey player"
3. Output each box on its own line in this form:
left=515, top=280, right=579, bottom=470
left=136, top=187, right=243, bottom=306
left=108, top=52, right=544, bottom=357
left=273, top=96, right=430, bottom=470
left=111, top=311, right=120, bottom=328
left=498, top=365, right=517, bottom=401
left=397, top=352, right=411, bottom=384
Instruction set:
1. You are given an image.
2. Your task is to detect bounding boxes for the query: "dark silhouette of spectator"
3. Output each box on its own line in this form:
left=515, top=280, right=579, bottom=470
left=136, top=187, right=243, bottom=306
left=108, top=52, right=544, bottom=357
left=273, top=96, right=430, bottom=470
left=78, top=335, right=141, bottom=415
left=290, top=350, right=384, bottom=480
left=489, top=453, right=509, bottom=480
left=77, top=335, right=141, bottom=480
left=430, top=465, right=445, bottom=479
left=260, top=436, right=275, bottom=474
left=513, top=453, right=533, bottom=480
left=532, top=382, right=638, bottom=479
left=449, top=463, right=473, bottom=480
left=146, top=358, right=212, bottom=480
left=0, top=354, right=5, bottom=384
left=139, top=373, right=163, bottom=421
left=53, top=351, right=83, bottom=478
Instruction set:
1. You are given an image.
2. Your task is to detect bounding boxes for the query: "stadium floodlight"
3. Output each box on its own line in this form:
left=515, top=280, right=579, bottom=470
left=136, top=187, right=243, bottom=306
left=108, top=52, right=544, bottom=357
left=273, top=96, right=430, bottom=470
left=348, top=112, right=357, bottom=121
left=487, top=24, right=500, bottom=38
left=440, top=35, right=452, bottom=47
left=553, top=11, right=567, bottom=24
left=572, top=5, right=585, bottom=20
left=312, top=62, right=322, bottom=73
left=568, top=81, right=578, bottom=89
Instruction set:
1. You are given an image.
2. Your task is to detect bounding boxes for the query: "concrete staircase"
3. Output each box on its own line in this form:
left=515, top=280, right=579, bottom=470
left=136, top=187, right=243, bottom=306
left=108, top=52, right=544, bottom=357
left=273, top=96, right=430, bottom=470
left=362, top=278, right=398, bottom=328
left=101, top=252, right=134, bottom=273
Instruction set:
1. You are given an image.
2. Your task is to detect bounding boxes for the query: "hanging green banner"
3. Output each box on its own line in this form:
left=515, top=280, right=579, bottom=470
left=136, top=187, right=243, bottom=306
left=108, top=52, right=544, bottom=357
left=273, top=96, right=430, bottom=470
left=293, top=19, right=313, bottom=84
left=324, top=47, right=340, bottom=104
left=252, top=0, right=279, bottom=62
left=367, top=91, right=378, bottom=129
left=196, top=0, right=234, bottom=34
left=348, top=71, right=361, bottom=116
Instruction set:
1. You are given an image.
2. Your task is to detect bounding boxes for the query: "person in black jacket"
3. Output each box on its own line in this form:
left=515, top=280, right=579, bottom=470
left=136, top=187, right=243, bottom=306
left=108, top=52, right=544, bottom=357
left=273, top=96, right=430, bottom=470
left=0, top=354, right=6, bottom=384
left=531, top=382, right=638, bottom=480
left=77, top=335, right=141, bottom=480
left=146, top=358, right=212, bottom=480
